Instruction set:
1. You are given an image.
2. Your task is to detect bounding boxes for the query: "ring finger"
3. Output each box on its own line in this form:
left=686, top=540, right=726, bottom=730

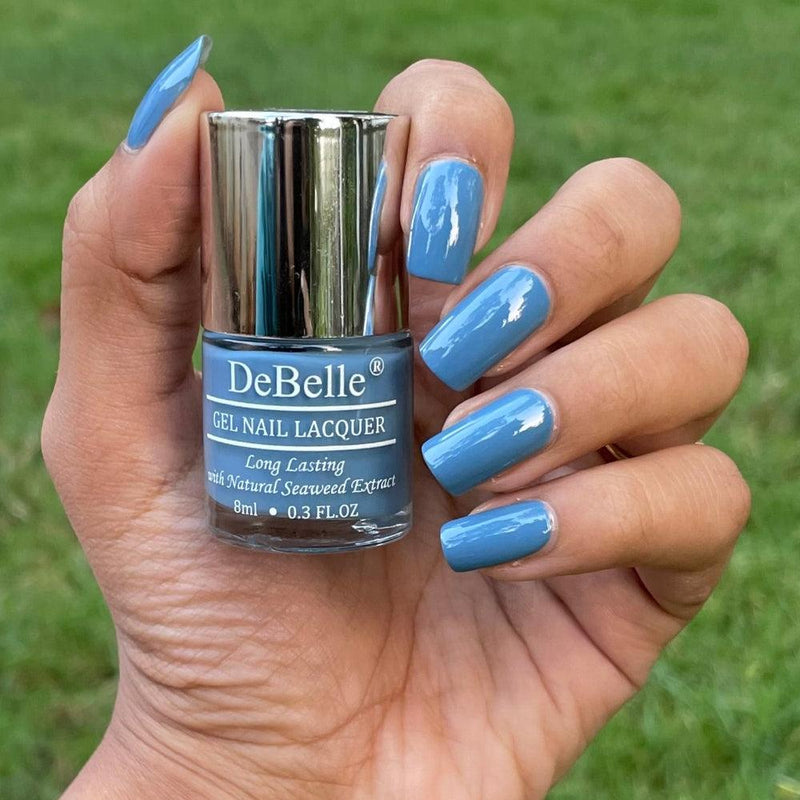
left=421, top=292, right=748, bottom=495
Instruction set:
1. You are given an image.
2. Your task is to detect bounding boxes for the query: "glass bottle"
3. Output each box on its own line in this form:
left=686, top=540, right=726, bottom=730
left=199, top=111, right=413, bottom=552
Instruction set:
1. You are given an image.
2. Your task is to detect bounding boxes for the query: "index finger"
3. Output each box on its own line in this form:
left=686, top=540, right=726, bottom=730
left=375, top=59, right=514, bottom=285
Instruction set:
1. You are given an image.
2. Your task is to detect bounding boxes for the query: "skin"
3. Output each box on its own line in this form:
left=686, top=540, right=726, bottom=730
left=45, top=61, right=751, bottom=799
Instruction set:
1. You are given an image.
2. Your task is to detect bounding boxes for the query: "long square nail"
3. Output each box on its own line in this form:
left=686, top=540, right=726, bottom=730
left=422, top=388, right=554, bottom=495
left=441, top=501, right=554, bottom=572
left=407, top=160, right=483, bottom=284
left=419, top=265, right=550, bottom=390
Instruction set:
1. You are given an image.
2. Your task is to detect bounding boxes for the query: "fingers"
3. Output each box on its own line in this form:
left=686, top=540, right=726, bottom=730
left=419, top=158, right=681, bottom=390
left=44, top=40, right=222, bottom=491
left=443, top=445, right=751, bottom=611
left=422, top=294, right=748, bottom=495
left=375, top=59, right=514, bottom=285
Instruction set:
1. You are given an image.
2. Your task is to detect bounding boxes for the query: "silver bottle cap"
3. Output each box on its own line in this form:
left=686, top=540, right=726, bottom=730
left=200, top=110, right=410, bottom=339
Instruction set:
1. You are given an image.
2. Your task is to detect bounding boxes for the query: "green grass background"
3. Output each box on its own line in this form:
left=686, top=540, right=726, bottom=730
left=1, top=0, right=798, bottom=796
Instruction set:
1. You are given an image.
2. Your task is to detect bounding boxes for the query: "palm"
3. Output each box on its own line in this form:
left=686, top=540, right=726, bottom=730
left=82, top=281, right=681, bottom=800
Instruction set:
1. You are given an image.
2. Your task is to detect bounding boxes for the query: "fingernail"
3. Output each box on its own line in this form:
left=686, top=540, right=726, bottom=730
left=407, top=160, right=483, bottom=284
left=126, top=35, right=212, bottom=150
left=367, top=159, right=388, bottom=274
left=422, top=389, right=554, bottom=495
left=419, top=265, right=550, bottom=390
left=441, top=501, right=554, bottom=572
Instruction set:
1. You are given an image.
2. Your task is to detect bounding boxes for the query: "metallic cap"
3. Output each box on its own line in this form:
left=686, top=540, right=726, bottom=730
left=200, top=110, right=410, bottom=338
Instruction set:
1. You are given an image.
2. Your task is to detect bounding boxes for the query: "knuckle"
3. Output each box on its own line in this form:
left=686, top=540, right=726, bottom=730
left=547, top=198, right=628, bottom=286
left=479, top=87, right=513, bottom=139
left=65, top=181, right=97, bottom=238
left=561, top=158, right=681, bottom=284
left=63, top=186, right=89, bottom=252
left=387, top=60, right=513, bottom=135
left=590, top=330, right=649, bottom=420
left=677, top=294, right=750, bottom=388
left=63, top=167, right=191, bottom=282
left=695, top=446, right=752, bottom=543
left=63, top=178, right=112, bottom=267
left=582, top=201, right=628, bottom=273
left=607, top=470, right=656, bottom=552
left=617, top=158, right=682, bottom=252
left=600, top=157, right=681, bottom=223
left=609, top=157, right=681, bottom=217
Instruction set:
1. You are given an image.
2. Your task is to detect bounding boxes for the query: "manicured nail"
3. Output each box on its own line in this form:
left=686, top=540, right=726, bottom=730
left=367, top=159, right=388, bottom=274
left=126, top=35, right=212, bottom=150
left=422, top=389, right=554, bottom=495
left=407, top=160, right=483, bottom=284
left=419, top=265, right=550, bottom=390
left=441, top=501, right=554, bottom=572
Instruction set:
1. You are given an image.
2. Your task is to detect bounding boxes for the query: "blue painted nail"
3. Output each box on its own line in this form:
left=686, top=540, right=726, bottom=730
left=422, top=388, right=554, bottom=495
left=407, top=160, right=483, bottom=284
left=367, top=159, right=387, bottom=274
left=441, top=501, right=554, bottom=572
left=126, top=35, right=212, bottom=150
left=419, top=265, right=550, bottom=390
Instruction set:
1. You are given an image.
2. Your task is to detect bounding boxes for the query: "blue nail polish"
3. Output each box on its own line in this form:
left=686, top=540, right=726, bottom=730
left=407, top=160, right=483, bottom=284
left=367, top=159, right=387, bottom=274
left=201, top=112, right=413, bottom=553
left=422, top=389, right=554, bottom=495
left=419, top=265, right=550, bottom=390
left=441, top=501, right=554, bottom=572
left=126, top=35, right=212, bottom=150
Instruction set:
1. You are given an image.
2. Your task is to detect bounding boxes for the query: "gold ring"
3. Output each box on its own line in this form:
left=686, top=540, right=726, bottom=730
left=598, top=443, right=634, bottom=463
left=599, top=441, right=705, bottom=463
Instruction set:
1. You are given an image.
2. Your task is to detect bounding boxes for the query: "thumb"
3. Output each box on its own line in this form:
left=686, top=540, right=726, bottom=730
left=45, top=37, right=222, bottom=501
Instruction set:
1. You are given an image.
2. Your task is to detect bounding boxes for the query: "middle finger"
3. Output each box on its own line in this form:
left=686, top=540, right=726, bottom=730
left=418, top=157, right=681, bottom=391
left=421, top=293, right=747, bottom=495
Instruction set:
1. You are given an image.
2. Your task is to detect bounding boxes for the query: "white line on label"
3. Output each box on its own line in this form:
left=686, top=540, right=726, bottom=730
left=205, top=395, right=397, bottom=412
left=206, top=433, right=397, bottom=453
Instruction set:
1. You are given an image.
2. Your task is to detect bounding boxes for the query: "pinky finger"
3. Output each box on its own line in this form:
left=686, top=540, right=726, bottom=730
left=441, top=444, right=750, bottom=610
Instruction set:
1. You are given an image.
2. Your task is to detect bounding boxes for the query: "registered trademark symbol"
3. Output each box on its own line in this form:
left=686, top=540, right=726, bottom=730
left=369, top=357, right=384, bottom=376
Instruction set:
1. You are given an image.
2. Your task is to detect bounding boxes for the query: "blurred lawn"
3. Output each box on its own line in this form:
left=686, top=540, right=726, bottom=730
left=1, top=0, right=799, bottom=797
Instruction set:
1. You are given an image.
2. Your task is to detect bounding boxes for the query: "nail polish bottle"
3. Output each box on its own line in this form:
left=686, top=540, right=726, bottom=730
left=200, top=111, right=412, bottom=552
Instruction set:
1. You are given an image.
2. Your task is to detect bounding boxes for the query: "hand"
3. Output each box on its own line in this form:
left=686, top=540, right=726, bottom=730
left=45, top=43, right=750, bottom=799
